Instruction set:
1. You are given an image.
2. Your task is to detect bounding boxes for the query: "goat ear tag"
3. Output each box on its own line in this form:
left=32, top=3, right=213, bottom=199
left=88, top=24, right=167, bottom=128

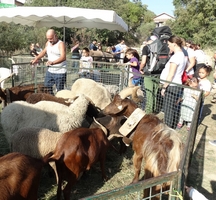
left=119, top=108, right=145, bottom=136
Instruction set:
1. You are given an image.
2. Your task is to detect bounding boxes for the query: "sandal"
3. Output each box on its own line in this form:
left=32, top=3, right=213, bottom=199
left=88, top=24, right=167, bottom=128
left=186, top=126, right=190, bottom=131
left=176, top=123, right=183, bottom=129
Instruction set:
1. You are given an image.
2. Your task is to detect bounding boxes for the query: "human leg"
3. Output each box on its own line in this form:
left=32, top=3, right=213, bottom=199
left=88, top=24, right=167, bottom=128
left=55, top=73, right=67, bottom=92
left=143, top=76, right=154, bottom=114
left=139, top=77, right=146, bottom=110
left=186, top=122, right=191, bottom=131
left=71, top=56, right=80, bottom=68
left=152, top=78, right=159, bottom=113
left=177, top=116, right=184, bottom=129
left=44, top=71, right=55, bottom=95
left=163, top=86, right=182, bottom=129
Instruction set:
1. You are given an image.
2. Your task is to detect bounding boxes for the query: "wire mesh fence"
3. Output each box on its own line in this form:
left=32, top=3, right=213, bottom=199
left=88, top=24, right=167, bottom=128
left=2, top=56, right=202, bottom=199
left=81, top=171, right=180, bottom=200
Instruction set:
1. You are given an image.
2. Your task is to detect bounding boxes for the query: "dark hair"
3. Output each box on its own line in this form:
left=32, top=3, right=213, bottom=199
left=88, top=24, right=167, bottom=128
left=199, top=64, right=213, bottom=74
left=125, top=48, right=140, bottom=60
left=83, top=47, right=90, bottom=53
left=185, top=76, right=198, bottom=86
left=168, top=35, right=184, bottom=47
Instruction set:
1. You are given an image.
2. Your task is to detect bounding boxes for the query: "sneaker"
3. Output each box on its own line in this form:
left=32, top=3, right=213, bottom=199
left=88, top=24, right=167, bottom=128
left=209, top=140, right=216, bottom=146
left=176, top=123, right=183, bottom=129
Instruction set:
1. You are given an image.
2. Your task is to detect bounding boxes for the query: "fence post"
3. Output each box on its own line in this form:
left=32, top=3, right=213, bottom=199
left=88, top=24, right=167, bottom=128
left=11, top=63, right=14, bottom=87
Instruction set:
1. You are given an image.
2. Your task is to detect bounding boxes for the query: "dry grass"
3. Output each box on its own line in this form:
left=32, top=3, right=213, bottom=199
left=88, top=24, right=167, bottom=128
left=0, top=108, right=186, bottom=200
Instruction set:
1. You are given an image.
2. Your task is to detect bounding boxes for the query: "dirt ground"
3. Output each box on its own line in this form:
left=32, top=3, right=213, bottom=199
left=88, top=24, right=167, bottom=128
left=186, top=91, right=216, bottom=200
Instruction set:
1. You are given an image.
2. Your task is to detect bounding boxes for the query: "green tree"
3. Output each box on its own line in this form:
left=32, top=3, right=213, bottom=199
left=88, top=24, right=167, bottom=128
left=171, top=0, right=216, bottom=47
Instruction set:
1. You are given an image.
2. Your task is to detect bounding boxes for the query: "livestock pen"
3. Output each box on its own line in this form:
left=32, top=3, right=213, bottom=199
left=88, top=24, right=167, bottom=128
left=0, top=56, right=202, bottom=199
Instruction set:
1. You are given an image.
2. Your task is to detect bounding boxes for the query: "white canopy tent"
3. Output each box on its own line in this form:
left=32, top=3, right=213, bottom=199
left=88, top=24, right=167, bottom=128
left=0, top=6, right=128, bottom=41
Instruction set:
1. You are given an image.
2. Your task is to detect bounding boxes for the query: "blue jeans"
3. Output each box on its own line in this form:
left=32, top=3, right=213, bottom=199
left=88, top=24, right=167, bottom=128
left=44, top=71, right=66, bottom=95
left=71, top=55, right=80, bottom=68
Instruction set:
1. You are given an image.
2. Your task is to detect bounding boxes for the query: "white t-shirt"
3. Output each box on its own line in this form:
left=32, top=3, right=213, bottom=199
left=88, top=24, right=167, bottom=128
left=47, top=40, right=67, bottom=74
left=194, top=49, right=206, bottom=64
left=80, top=56, right=93, bottom=72
left=185, top=47, right=195, bottom=75
left=189, top=188, right=208, bottom=200
left=116, top=43, right=127, bottom=63
left=160, top=51, right=187, bottom=85
left=199, top=79, right=212, bottom=92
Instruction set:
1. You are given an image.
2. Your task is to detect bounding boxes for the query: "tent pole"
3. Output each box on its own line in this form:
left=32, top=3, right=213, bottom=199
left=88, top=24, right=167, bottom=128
left=63, top=26, right=65, bottom=43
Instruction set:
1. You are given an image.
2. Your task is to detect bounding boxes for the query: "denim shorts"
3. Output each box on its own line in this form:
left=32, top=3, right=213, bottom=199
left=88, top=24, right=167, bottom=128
left=132, top=78, right=141, bottom=86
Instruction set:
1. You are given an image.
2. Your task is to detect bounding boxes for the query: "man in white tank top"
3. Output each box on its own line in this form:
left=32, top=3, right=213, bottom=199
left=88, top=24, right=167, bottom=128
left=31, top=29, right=67, bottom=95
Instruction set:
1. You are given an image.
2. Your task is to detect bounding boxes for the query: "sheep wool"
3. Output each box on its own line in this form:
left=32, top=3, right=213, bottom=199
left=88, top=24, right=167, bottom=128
left=71, top=78, right=112, bottom=110
left=55, top=79, right=114, bottom=110
left=11, top=127, right=62, bottom=159
left=1, top=94, right=89, bottom=143
left=11, top=127, right=62, bottom=183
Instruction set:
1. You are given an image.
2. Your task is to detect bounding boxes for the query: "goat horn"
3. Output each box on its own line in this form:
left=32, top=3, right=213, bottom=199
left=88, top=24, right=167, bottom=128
left=0, top=73, right=14, bottom=83
left=93, top=117, right=108, bottom=136
left=119, top=86, right=140, bottom=99
left=132, top=86, right=143, bottom=103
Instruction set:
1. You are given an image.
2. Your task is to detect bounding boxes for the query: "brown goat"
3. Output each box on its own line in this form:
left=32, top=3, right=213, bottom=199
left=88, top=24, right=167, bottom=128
left=103, top=87, right=183, bottom=199
left=0, top=83, right=50, bottom=108
left=89, top=115, right=127, bottom=154
left=26, top=93, right=71, bottom=105
left=47, top=125, right=110, bottom=200
left=0, top=152, right=51, bottom=200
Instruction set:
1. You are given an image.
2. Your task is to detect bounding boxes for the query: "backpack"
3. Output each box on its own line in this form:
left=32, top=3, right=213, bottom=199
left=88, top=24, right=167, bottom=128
left=147, top=26, right=172, bottom=74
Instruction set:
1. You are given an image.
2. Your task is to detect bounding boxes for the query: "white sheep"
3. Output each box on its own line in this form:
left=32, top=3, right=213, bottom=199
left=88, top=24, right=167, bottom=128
left=97, top=83, right=119, bottom=98
left=11, top=127, right=62, bottom=183
left=55, top=78, right=112, bottom=110
left=1, top=94, right=89, bottom=144
left=55, top=89, right=74, bottom=99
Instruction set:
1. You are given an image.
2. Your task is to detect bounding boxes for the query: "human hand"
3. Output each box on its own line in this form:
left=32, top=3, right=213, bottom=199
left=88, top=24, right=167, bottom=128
left=161, top=88, right=166, bottom=96
left=185, top=186, right=193, bottom=195
left=140, top=70, right=144, bottom=74
left=31, top=58, right=38, bottom=65
left=46, top=60, right=53, bottom=66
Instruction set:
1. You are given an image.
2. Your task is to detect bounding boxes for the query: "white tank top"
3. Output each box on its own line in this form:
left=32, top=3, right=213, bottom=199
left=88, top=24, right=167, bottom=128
left=47, top=40, right=67, bottom=73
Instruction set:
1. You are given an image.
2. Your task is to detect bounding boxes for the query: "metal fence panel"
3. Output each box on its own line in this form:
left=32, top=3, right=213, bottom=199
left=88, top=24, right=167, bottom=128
left=6, top=57, right=201, bottom=199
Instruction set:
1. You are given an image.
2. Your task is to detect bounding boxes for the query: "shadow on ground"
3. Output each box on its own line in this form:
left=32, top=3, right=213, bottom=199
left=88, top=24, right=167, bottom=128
left=186, top=103, right=216, bottom=200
